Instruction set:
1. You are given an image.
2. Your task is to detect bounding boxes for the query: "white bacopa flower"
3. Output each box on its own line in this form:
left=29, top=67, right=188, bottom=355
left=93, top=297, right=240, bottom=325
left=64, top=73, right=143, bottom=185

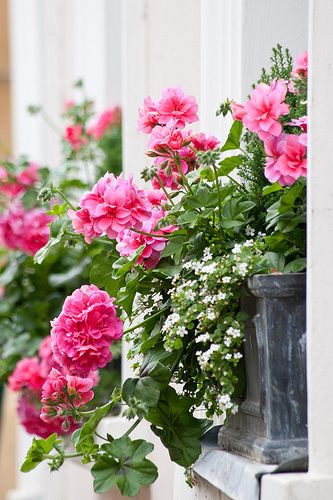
left=195, top=332, right=211, bottom=343
left=244, top=239, right=254, bottom=247
left=185, top=290, right=196, bottom=301
left=236, top=262, right=248, bottom=276
left=234, top=352, right=243, bottom=359
left=224, top=337, right=231, bottom=347
left=225, top=353, right=232, bottom=360
left=176, top=326, right=188, bottom=337
left=245, top=225, right=255, bottom=237
left=206, top=310, right=216, bottom=321
left=232, top=243, right=242, bottom=255
left=226, top=327, right=241, bottom=338
left=222, top=276, right=231, bottom=283
left=216, top=291, right=227, bottom=300
left=162, top=312, right=181, bottom=331
left=183, top=261, right=194, bottom=270
left=202, top=247, right=213, bottom=262
left=200, top=262, right=217, bottom=275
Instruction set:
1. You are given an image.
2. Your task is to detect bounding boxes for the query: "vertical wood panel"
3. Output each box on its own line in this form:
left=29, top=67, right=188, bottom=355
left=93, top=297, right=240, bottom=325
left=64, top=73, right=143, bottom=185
left=0, top=0, right=11, bottom=152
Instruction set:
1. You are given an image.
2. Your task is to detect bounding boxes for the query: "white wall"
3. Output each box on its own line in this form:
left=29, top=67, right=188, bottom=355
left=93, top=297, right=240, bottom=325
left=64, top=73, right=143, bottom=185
left=9, top=0, right=122, bottom=167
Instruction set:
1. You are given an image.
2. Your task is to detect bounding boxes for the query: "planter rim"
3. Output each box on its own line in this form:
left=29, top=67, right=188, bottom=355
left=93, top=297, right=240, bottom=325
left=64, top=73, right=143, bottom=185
left=247, top=272, right=306, bottom=296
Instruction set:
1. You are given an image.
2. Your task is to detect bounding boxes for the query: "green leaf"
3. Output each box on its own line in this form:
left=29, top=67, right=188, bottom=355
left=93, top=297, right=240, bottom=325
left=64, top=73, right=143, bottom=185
left=90, top=251, right=121, bottom=296
left=122, top=377, right=161, bottom=413
left=264, top=252, right=286, bottom=272
left=262, top=182, right=283, bottom=196
left=220, top=121, right=243, bottom=153
left=34, top=235, right=62, bottom=265
left=199, top=166, right=215, bottom=181
left=177, top=211, right=199, bottom=228
left=117, top=272, right=140, bottom=317
left=47, top=203, right=67, bottom=217
left=21, top=434, right=59, bottom=472
left=146, top=386, right=211, bottom=468
left=217, top=155, right=243, bottom=176
left=91, top=437, right=158, bottom=496
left=139, top=349, right=172, bottom=386
left=283, top=258, right=306, bottom=273
left=74, top=390, right=120, bottom=456
left=221, top=199, right=256, bottom=229
left=112, top=246, right=145, bottom=279
left=160, top=235, right=186, bottom=260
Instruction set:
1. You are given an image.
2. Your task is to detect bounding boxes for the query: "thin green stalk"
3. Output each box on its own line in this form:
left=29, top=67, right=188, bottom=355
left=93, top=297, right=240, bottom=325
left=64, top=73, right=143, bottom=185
left=212, top=163, right=223, bottom=221
left=80, top=400, right=113, bottom=417
left=95, top=431, right=108, bottom=442
left=155, top=172, right=175, bottom=206
left=131, top=228, right=173, bottom=239
left=226, top=174, right=247, bottom=192
left=174, top=158, right=193, bottom=195
left=123, top=307, right=169, bottom=335
left=53, top=188, right=78, bottom=211
left=44, top=452, right=83, bottom=460
left=123, top=418, right=141, bottom=438
left=41, top=111, right=63, bottom=137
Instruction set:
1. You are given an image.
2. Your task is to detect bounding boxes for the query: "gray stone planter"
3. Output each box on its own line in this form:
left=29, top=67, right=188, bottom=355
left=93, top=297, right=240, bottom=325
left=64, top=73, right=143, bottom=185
left=218, top=273, right=307, bottom=464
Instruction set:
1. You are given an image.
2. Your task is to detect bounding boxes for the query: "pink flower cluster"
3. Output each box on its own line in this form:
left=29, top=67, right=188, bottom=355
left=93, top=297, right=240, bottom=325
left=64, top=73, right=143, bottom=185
left=51, top=284, right=123, bottom=375
left=9, top=332, right=101, bottom=437
left=0, top=203, right=53, bottom=255
left=231, top=51, right=308, bottom=186
left=40, top=368, right=94, bottom=422
left=64, top=125, right=88, bottom=151
left=69, top=173, right=152, bottom=243
left=17, top=394, right=76, bottom=439
left=0, top=162, right=39, bottom=198
left=88, top=106, right=122, bottom=140
left=138, top=87, right=219, bottom=191
left=116, top=209, right=176, bottom=268
left=138, top=87, right=198, bottom=133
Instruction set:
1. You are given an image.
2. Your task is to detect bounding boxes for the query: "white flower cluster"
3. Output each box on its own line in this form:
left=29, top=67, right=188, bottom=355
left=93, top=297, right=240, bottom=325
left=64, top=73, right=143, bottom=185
left=140, top=240, right=263, bottom=417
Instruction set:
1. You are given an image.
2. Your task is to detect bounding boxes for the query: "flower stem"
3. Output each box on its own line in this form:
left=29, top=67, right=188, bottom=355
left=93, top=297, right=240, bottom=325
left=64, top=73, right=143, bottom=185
left=123, top=307, right=169, bottom=335
left=226, top=175, right=247, bottom=192
left=53, top=189, right=78, bottom=211
left=44, top=452, right=83, bottom=460
left=123, top=418, right=141, bottom=438
left=174, top=157, right=193, bottom=195
left=155, top=172, right=175, bottom=207
left=212, top=163, right=223, bottom=221
left=131, top=228, right=173, bottom=239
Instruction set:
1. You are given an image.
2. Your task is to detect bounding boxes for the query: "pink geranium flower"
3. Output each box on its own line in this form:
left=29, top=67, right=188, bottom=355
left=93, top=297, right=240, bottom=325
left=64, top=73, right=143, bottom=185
left=147, top=190, right=167, bottom=206
left=241, top=80, right=289, bottom=141
left=138, top=88, right=198, bottom=133
left=40, top=368, right=94, bottom=422
left=264, top=133, right=307, bottom=186
left=69, top=174, right=152, bottom=242
left=138, top=96, right=160, bottom=133
left=8, top=357, right=45, bottom=392
left=39, top=336, right=64, bottom=378
left=17, top=394, right=77, bottom=438
left=0, top=203, right=53, bottom=255
left=64, top=125, right=88, bottom=151
left=51, top=284, right=122, bottom=375
left=148, top=122, right=187, bottom=152
left=230, top=101, right=247, bottom=122
left=0, top=162, right=39, bottom=197
left=291, top=51, right=308, bottom=78
left=88, top=107, right=121, bottom=140
left=156, top=87, right=199, bottom=128
left=116, top=210, right=177, bottom=268
left=288, top=116, right=307, bottom=132
left=191, top=132, right=220, bottom=151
